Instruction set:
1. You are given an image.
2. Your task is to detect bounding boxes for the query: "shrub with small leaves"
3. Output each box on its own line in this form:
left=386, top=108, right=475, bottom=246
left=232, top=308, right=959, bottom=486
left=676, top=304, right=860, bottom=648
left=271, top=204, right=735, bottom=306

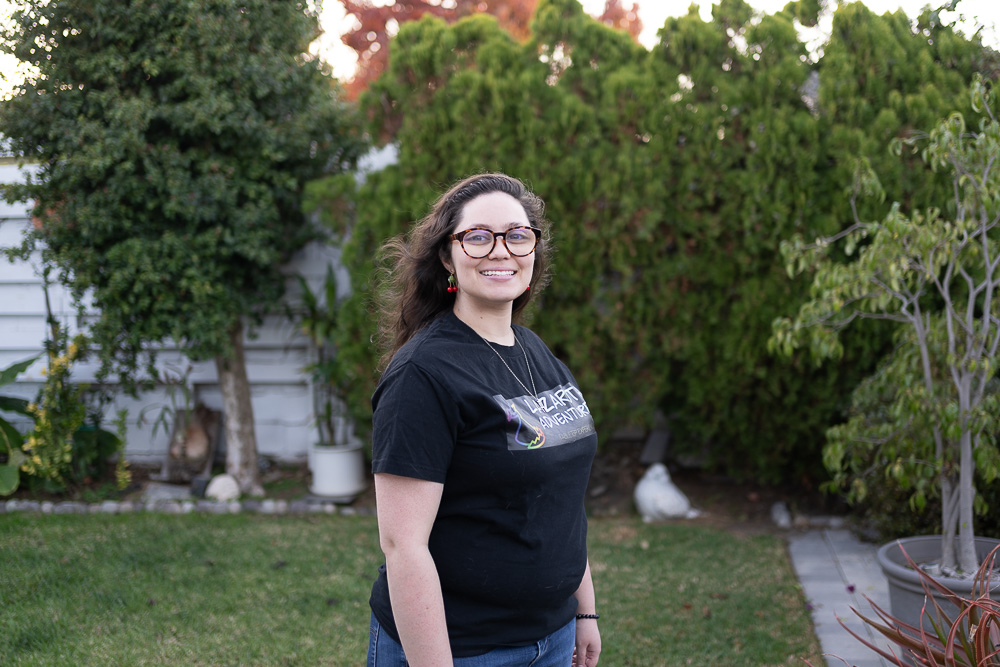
left=22, top=335, right=87, bottom=483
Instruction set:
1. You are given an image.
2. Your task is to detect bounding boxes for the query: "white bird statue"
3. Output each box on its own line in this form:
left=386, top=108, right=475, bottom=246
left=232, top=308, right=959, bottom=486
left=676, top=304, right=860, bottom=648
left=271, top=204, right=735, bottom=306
left=633, top=463, right=702, bottom=522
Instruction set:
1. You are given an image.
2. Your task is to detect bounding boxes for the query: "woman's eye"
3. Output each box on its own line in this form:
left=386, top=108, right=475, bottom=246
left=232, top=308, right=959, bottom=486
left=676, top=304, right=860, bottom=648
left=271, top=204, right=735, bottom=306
left=464, top=232, right=492, bottom=245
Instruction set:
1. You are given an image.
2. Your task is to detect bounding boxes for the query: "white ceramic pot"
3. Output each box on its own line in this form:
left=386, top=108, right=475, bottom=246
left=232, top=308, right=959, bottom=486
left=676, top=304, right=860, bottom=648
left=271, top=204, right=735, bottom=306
left=308, top=442, right=368, bottom=501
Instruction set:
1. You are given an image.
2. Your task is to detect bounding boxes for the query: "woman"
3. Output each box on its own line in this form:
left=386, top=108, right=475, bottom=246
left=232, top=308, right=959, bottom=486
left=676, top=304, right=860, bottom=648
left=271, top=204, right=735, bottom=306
left=367, top=173, right=601, bottom=667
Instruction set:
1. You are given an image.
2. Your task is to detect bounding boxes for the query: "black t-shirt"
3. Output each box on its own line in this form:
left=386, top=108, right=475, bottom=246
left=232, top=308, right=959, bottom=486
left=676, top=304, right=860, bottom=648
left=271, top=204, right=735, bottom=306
left=368, top=312, right=598, bottom=657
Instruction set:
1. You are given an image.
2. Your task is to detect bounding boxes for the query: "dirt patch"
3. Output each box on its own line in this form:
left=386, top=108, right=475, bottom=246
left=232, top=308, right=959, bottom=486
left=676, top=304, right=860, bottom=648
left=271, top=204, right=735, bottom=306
left=584, top=440, right=838, bottom=537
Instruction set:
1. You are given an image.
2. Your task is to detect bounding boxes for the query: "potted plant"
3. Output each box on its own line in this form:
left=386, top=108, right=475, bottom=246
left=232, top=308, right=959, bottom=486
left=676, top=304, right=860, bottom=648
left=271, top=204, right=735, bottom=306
left=825, top=543, right=1000, bottom=666
left=295, top=266, right=367, bottom=501
left=771, top=75, right=1000, bottom=624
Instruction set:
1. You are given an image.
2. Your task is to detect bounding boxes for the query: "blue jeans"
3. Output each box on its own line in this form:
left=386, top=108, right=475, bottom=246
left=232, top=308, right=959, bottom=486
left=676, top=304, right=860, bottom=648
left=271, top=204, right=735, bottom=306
left=367, top=612, right=576, bottom=666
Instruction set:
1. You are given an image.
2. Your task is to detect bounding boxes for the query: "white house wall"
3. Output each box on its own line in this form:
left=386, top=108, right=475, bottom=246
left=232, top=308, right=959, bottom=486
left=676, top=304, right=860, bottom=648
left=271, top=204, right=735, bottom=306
left=0, top=159, right=359, bottom=466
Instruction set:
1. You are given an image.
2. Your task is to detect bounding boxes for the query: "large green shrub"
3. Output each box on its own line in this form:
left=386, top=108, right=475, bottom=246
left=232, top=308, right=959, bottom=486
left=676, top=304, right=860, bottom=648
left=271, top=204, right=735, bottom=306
left=314, top=0, right=993, bottom=485
left=0, top=0, right=363, bottom=493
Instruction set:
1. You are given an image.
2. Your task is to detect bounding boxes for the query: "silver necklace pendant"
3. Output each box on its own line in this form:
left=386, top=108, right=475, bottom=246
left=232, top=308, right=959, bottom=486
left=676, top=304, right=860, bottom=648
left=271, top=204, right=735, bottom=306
left=480, top=332, right=538, bottom=401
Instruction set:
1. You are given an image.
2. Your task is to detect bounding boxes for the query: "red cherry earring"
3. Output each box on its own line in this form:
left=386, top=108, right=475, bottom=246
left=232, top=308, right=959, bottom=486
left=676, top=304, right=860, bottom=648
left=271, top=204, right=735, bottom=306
left=447, top=273, right=458, bottom=294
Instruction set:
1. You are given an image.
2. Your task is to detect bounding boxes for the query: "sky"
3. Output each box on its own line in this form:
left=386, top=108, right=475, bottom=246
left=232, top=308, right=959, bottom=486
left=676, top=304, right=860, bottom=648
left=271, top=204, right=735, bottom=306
left=1, top=0, right=999, bottom=95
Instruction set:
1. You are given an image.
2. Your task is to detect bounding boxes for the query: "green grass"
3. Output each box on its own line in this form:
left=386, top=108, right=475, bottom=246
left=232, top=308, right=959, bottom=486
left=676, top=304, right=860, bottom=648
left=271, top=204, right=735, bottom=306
left=0, top=514, right=822, bottom=666
left=588, top=522, right=822, bottom=666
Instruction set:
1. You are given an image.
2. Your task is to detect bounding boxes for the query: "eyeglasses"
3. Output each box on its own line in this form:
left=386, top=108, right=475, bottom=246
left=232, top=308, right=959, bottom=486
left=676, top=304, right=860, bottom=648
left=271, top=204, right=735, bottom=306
left=449, top=226, right=541, bottom=259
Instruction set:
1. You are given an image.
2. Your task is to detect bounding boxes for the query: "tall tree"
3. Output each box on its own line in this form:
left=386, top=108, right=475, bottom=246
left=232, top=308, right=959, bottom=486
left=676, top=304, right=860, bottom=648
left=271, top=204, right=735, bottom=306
left=313, top=0, right=994, bottom=486
left=336, top=0, right=641, bottom=98
left=0, top=0, right=361, bottom=494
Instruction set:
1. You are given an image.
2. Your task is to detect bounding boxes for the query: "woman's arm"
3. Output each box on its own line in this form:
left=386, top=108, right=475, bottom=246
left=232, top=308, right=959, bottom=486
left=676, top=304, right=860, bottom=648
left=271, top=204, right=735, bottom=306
left=573, top=559, right=602, bottom=667
left=375, top=472, right=452, bottom=666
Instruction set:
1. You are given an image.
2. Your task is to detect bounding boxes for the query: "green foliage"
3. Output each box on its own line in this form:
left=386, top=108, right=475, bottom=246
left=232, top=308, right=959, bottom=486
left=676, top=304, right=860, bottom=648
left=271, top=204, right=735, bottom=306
left=0, top=356, right=38, bottom=495
left=21, top=334, right=89, bottom=484
left=291, top=267, right=356, bottom=445
left=0, top=0, right=363, bottom=389
left=773, top=76, right=1000, bottom=572
left=313, top=0, right=991, bottom=485
left=19, top=322, right=129, bottom=495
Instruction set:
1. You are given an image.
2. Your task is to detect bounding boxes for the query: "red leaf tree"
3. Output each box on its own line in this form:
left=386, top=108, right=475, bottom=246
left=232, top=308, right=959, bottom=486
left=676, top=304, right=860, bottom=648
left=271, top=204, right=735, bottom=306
left=337, top=0, right=641, bottom=98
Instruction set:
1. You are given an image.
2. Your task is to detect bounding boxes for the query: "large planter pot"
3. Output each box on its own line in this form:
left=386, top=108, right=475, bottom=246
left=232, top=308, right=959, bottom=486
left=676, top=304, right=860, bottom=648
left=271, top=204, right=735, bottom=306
left=308, top=442, right=368, bottom=502
left=877, top=535, right=1000, bottom=631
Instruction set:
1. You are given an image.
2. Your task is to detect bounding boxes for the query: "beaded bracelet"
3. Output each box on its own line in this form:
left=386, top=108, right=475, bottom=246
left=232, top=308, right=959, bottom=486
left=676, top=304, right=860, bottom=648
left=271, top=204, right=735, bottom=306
left=576, top=613, right=600, bottom=620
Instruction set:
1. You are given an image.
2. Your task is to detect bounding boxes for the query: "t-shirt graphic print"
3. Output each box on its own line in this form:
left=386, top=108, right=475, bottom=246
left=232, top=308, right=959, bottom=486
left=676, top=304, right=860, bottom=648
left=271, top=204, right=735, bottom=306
left=492, top=382, right=596, bottom=451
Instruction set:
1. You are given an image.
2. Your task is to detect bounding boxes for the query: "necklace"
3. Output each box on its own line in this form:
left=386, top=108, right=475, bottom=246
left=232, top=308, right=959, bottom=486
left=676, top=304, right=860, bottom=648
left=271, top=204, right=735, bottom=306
left=479, top=332, right=538, bottom=400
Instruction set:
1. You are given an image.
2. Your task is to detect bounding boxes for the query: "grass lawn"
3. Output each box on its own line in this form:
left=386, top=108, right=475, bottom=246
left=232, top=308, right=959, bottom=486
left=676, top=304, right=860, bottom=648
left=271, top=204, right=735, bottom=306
left=0, top=513, right=822, bottom=666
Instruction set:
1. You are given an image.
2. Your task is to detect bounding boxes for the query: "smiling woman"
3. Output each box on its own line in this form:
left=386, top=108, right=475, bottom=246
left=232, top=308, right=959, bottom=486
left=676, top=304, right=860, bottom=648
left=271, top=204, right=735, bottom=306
left=366, top=173, right=602, bottom=666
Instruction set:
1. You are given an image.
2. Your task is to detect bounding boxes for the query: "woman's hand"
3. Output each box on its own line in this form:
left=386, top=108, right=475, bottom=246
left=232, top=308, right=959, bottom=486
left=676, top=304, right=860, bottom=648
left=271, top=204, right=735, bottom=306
left=573, top=618, right=601, bottom=666
left=572, top=559, right=601, bottom=666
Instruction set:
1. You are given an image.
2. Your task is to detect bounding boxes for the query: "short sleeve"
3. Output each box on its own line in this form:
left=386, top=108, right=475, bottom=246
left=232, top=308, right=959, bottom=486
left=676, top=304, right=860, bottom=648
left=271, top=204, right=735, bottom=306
left=371, top=361, right=458, bottom=483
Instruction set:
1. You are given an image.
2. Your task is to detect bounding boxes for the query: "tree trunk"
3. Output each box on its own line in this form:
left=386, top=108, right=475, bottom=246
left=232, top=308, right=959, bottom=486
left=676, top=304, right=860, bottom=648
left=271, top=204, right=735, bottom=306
left=947, top=368, right=978, bottom=574
left=941, top=470, right=958, bottom=571
left=215, top=321, right=264, bottom=496
left=957, top=421, right=978, bottom=574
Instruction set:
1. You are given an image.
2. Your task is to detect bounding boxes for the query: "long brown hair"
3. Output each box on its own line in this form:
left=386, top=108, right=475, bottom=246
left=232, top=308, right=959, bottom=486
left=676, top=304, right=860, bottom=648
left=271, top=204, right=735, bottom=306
left=374, top=173, right=552, bottom=370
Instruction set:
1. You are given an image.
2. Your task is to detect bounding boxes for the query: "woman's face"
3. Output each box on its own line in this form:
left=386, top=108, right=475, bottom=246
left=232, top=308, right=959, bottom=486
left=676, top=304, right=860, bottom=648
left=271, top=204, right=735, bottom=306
left=444, top=191, right=535, bottom=315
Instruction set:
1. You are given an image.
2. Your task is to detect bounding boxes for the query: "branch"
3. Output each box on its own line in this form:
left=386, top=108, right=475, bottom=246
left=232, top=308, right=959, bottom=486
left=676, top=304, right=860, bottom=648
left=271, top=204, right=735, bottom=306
left=935, top=259, right=973, bottom=346
left=799, top=221, right=868, bottom=251
left=972, top=208, right=1000, bottom=365
left=982, top=153, right=996, bottom=190
left=855, top=312, right=912, bottom=323
left=957, top=264, right=980, bottom=346
left=869, top=275, right=920, bottom=316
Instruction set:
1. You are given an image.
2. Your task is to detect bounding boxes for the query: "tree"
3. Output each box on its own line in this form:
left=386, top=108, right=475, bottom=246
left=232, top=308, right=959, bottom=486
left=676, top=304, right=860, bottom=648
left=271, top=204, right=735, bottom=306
left=773, top=77, right=1000, bottom=573
left=0, top=0, right=362, bottom=494
left=336, top=0, right=641, bottom=98
left=311, top=0, right=995, bottom=488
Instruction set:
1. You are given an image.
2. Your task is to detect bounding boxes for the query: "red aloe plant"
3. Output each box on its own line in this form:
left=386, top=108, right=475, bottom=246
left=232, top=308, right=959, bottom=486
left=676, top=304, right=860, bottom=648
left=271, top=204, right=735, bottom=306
left=827, top=544, right=1000, bottom=666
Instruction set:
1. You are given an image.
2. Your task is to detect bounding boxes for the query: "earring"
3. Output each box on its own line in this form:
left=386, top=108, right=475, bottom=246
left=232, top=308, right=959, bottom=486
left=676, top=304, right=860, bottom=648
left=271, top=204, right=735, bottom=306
left=447, top=273, right=458, bottom=294
left=524, top=285, right=531, bottom=292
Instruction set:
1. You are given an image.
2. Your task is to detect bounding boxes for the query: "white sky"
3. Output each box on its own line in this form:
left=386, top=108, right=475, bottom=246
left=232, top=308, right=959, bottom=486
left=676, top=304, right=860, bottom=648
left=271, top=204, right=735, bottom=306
left=2, top=0, right=999, bottom=95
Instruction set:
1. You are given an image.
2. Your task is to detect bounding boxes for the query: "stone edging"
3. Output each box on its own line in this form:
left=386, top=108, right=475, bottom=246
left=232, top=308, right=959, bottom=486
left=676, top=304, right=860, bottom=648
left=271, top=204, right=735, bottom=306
left=2, top=497, right=845, bottom=528
left=0, top=498, right=377, bottom=517
left=770, top=501, right=847, bottom=530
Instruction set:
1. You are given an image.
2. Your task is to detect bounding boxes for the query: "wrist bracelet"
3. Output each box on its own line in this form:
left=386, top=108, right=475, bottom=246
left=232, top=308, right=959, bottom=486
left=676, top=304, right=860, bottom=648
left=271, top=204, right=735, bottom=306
left=576, top=613, right=600, bottom=620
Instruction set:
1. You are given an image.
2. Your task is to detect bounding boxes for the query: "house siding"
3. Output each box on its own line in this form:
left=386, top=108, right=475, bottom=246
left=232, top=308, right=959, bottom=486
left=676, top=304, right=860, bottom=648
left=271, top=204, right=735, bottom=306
left=0, top=160, right=359, bottom=465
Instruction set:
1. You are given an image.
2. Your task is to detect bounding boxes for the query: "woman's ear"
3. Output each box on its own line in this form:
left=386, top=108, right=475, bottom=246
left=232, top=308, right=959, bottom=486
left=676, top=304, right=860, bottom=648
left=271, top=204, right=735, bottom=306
left=439, top=248, right=453, bottom=274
